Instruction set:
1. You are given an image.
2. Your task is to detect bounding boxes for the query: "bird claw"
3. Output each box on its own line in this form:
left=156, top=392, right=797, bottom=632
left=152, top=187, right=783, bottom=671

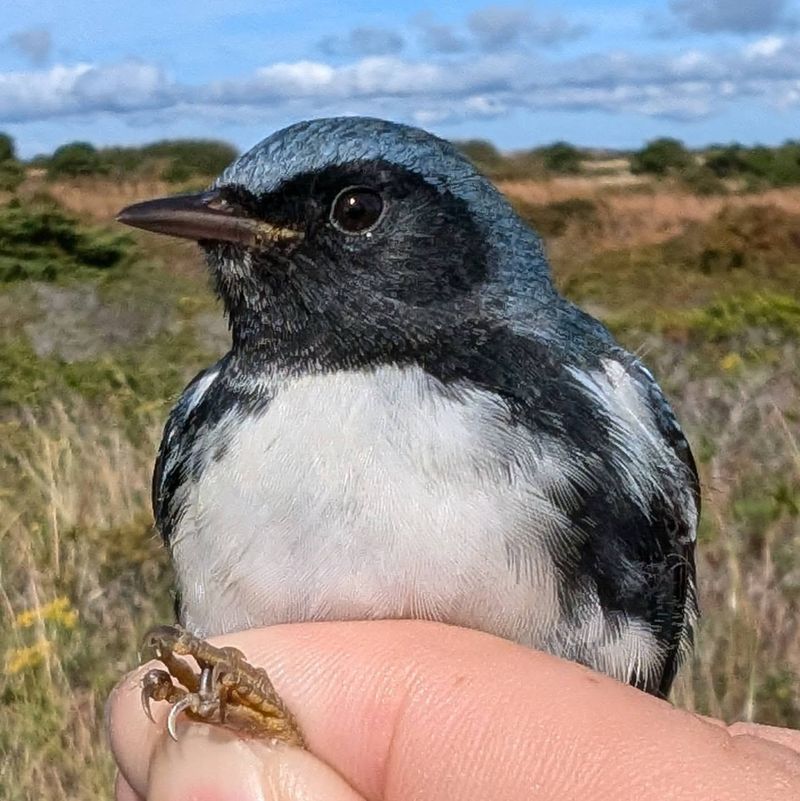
left=166, top=695, right=194, bottom=741
left=140, top=667, right=185, bottom=724
left=139, top=624, right=304, bottom=746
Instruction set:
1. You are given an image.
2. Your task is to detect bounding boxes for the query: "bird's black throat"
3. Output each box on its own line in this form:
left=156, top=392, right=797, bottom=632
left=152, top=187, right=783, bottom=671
left=204, top=159, right=496, bottom=373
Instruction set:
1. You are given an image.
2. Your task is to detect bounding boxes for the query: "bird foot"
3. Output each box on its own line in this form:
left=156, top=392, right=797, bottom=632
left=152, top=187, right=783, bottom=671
left=140, top=624, right=304, bottom=746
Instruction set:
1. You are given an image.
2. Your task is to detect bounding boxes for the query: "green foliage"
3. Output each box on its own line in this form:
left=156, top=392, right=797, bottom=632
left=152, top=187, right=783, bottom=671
left=678, top=164, right=728, bottom=196
left=454, top=139, right=505, bottom=175
left=682, top=293, right=800, bottom=343
left=0, top=160, right=25, bottom=192
left=0, top=133, right=25, bottom=192
left=456, top=139, right=586, bottom=179
left=705, top=141, right=800, bottom=187
left=47, top=142, right=107, bottom=179
left=0, top=132, right=16, bottom=163
left=42, top=139, right=237, bottom=183
left=536, top=141, right=583, bottom=174
left=143, top=139, right=237, bottom=180
left=0, top=200, right=132, bottom=281
left=704, top=144, right=749, bottom=178
left=631, top=137, right=693, bottom=175
left=0, top=335, right=200, bottom=416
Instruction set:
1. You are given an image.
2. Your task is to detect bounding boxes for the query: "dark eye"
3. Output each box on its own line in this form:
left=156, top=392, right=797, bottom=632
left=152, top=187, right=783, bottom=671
left=330, top=187, right=384, bottom=234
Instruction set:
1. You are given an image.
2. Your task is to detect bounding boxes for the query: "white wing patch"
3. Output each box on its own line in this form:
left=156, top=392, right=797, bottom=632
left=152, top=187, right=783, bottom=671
left=185, top=368, right=221, bottom=414
left=566, top=359, right=697, bottom=534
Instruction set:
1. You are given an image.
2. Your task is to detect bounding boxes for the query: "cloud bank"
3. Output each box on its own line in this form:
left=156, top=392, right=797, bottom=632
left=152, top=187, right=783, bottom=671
left=1, top=19, right=799, bottom=131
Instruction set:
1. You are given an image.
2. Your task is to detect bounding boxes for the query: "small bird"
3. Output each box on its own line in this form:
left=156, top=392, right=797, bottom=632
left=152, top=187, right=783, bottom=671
left=118, top=117, right=698, bottom=742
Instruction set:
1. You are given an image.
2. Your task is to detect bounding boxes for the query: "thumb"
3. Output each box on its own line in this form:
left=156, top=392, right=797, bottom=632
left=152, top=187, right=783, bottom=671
left=143, top=725, right=365, bottom=801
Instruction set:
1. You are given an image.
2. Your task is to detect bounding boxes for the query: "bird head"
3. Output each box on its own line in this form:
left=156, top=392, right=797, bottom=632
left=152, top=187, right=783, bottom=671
left=117, top=117, right=554, bottom=362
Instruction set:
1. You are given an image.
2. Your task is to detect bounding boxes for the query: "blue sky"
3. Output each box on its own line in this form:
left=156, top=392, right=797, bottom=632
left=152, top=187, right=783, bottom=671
left=2, top=0, right=800, bottom=157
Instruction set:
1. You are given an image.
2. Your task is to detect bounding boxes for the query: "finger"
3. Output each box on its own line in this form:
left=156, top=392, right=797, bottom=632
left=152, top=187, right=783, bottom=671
left=146, top=725, right=366, bottom=801
left=700, top=716, right=800, bottom=755
left=728, top=722, right=800, bottom=755
left=108, top=621, right=800, bottom=801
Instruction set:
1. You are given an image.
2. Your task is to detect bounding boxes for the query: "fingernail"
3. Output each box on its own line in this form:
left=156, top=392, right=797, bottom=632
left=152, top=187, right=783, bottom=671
left=146, top=725, right=365, bottom=801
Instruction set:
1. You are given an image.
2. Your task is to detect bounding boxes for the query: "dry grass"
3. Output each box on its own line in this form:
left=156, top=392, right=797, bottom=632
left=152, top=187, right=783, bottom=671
left=1, top=173, right=799, bottom=799
left=23, top=177, right=179, bottom=223
left=501, top=181, right=800, bottom=248
left=0, top=402, right=172, bottom=801
left=671, top=370, right=800, bottom=723
left=35, top=172, right=800, bottom=251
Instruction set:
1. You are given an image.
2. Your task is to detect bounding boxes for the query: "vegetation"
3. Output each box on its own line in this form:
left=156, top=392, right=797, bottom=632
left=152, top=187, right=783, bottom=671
left=704, top=141, right=800, bottom=188
left=1, top=137, right=799, bottom=799
left=511, top=197, right=601, bottom=237
left=631, top=137, right=694, bottom=176
left=41, top=138, right=237, bottom=184
left=47, top=142, right=108, bottom=179
left=0, top=198, right=133, bottom=281
left=0, top=132, right=15, bottom=163
left=536, top=141, right=583, bottom=174
left=455, top=139, right=585, bottom=180
left=0, top=132, right=26, bottom=192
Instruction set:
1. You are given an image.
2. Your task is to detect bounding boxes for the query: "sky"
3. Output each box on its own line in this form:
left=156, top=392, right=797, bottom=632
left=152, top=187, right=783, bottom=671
left=2, top=0, right=800, bottom=158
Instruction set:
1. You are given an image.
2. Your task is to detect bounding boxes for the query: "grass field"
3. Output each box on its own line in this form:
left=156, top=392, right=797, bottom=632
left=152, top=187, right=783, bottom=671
left=1, top=166, right=799, bottom=800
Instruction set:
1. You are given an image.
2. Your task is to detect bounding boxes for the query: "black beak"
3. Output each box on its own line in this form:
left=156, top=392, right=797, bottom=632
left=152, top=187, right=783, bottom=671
left=116, top=190, right=302, bottom=247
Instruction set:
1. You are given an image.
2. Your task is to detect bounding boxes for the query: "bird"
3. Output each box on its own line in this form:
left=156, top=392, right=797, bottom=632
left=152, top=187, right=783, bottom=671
left=117, top=116, right=699, bottom=742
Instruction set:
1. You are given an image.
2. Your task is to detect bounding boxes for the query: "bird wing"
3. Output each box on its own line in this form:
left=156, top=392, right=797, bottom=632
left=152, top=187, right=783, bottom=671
left=152, top=359, right=227, bottom=545
left=424, top=325, right=699, bottom=695
left=621, top=355, right=699, bottom=696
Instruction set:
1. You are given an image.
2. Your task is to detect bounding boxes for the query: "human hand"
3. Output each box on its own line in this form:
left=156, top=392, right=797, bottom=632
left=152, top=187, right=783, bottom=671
left=108, top=621, right=800, bottom=801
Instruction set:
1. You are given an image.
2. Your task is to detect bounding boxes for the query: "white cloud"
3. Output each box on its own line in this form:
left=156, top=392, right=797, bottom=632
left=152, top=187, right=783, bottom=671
left=0, top=61, right=173, bottom=122
left=744, top=36, right=787, bottom=58
left=3, top=37, right=800, bottom=129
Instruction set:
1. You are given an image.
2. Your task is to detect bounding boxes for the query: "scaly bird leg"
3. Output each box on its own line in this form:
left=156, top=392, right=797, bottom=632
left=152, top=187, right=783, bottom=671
left=140, top=624, right=304, bottom=746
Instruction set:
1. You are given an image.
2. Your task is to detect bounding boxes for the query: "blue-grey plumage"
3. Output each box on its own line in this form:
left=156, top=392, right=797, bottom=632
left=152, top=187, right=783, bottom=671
left=120, top=116, right=699, bottom=698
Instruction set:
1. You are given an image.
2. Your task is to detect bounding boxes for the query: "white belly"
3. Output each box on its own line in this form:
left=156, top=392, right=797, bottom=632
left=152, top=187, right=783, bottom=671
left=169, top=363, right=669, bottom=687
left=172, top=365, right=576, bottom=647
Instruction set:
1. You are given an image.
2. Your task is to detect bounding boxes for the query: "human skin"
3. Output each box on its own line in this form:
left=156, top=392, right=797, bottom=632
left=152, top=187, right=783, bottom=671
left=107, top=621, right=800, bottom=801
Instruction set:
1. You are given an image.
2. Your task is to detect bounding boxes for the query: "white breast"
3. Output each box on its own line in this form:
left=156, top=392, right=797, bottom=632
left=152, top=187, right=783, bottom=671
left=172, top=364, right=578, bottom=647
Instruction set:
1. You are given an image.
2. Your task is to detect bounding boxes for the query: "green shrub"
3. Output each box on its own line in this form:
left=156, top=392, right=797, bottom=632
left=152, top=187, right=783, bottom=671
left=47, top=142, right=107, bottom=179
left=142, top=139, right=237, bottom=180
left=454, top=139, right=505, bottom=175
left=704, top=141, right=800, bottom=187
left=41, top=139, right=237, bottom=183
left=683, top=293, right=800, bottom=342
left=0, top=133, right=26, bottom=192
left=536, top=141, right=583, bottom=174
left=0, top=200, right=132, bottom=281
left=0, top=160, right=25, bottom=192
left=631, top=137, right=693, bottom=175
left=704, top=144, right=749, bottom=178
left=0, top=132, right=16, bottom=163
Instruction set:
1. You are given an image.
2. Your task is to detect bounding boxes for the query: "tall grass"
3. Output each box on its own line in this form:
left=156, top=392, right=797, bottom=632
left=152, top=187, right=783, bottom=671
left=1, top=176, right=799, bottom=799
left=0, top=402, right=173, bottom=801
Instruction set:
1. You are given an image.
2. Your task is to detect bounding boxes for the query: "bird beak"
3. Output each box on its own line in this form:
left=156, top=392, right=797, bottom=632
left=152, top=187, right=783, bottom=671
left=116, top=190, right=302, bottom=247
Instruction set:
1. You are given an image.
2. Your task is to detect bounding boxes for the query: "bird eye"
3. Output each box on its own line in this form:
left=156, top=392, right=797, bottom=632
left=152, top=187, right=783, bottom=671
left=330, top=187, right=384, bottom=234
